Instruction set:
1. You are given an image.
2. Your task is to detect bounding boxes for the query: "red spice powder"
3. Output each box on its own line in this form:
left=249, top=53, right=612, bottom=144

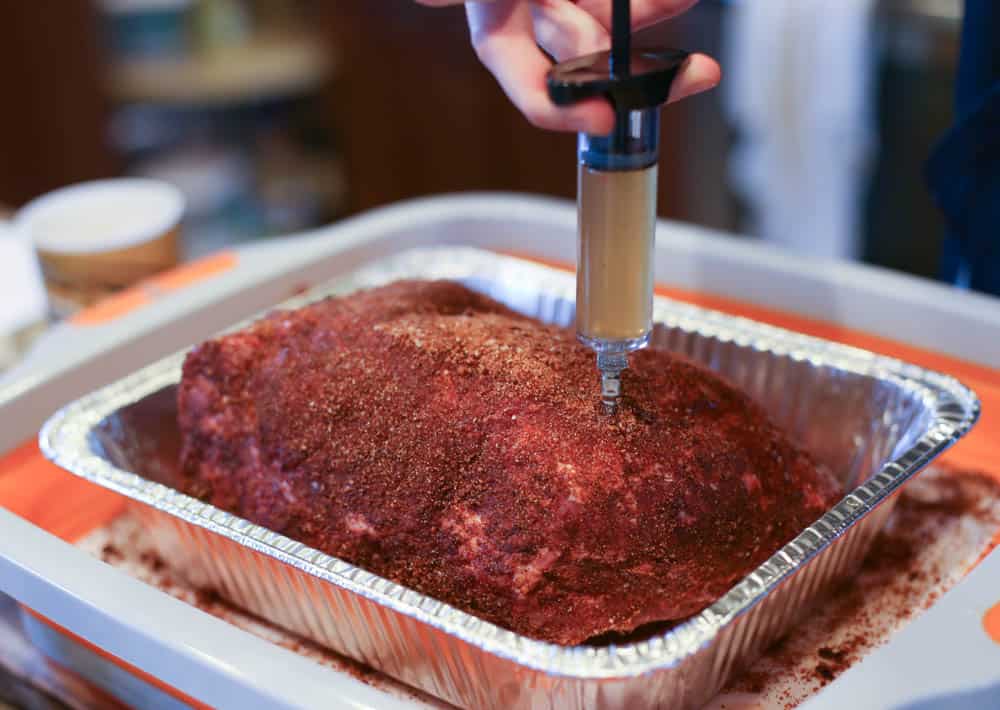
left=718, top=464, right=1000, bottom=709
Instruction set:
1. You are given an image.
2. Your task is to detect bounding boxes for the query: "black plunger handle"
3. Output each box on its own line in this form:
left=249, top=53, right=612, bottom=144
left=611, top=0, right=631, bottom=77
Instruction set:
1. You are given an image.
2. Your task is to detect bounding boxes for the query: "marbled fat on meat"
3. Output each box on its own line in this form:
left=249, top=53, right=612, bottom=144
left=178, top=280, right=840, bottom=645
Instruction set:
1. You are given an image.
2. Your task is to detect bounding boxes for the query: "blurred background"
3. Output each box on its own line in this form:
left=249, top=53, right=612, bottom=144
left=0, top=0, right=965, bottom=295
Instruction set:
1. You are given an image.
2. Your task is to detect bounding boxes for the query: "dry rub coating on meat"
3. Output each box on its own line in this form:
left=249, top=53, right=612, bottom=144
left=178, top=280, right=840, bottom=645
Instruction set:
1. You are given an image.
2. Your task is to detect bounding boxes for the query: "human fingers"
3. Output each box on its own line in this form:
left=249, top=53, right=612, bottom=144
left=467, top=1, right=615, bottom=133
left=573, top=0, right=701, bottom=31
left=666, top=52, right=721, bottom=103
left=533, top=0, right=719, bottom=108
left=573, top=1, right=721, bottom=102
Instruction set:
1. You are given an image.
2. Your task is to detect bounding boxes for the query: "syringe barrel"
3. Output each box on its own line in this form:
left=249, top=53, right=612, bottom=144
left=575, top=108, right=660, bottom=355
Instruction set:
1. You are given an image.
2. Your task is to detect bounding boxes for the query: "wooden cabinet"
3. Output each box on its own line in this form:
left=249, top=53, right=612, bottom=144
left=319, top=2, right=732, bottom=226
left=0, top=2, right=118, bottom=207
left=320, top=3, right=577, bottom=213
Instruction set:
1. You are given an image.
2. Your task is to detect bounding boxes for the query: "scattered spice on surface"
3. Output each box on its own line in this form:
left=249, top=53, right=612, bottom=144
left=77, top=515, right=449, bottom=708
left=713, top=465, right=1000, bottom=709
left=79, top=465, right=1000, bottom=710
left=99, top=544, right=122, bottom=564
left=138, top=550, right=166, bottom=573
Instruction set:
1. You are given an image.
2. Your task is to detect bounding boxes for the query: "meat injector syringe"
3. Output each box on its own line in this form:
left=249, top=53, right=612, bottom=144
left=547, top=0, right=689, bottom=413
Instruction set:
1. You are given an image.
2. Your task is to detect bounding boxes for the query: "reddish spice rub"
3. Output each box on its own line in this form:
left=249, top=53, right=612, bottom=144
left=721, top=466, right=1000, bottom=708
left=177, top=280, right=839, bottom=645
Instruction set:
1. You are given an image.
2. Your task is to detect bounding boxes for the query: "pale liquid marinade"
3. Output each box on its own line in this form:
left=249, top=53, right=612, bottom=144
left=576, top=163, right=657, bottom=342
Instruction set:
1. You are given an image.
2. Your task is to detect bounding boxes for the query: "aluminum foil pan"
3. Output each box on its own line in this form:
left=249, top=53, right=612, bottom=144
left=40, top=247, right=979, bottom=709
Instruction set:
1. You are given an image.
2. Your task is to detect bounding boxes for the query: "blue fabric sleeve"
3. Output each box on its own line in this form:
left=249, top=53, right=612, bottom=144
left=925, top=0, right=1000, bottom=295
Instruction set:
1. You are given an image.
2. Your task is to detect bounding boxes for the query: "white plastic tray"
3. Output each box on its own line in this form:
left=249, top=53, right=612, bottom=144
left=2, top=193, right=999, bottom=708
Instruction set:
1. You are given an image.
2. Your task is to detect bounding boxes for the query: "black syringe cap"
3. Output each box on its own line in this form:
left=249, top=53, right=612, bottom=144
left=547, top=48, right=689, bottom=112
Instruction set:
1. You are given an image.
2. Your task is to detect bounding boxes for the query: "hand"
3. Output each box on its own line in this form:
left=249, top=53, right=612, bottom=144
left=417, top=1, right=721, bottom=134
